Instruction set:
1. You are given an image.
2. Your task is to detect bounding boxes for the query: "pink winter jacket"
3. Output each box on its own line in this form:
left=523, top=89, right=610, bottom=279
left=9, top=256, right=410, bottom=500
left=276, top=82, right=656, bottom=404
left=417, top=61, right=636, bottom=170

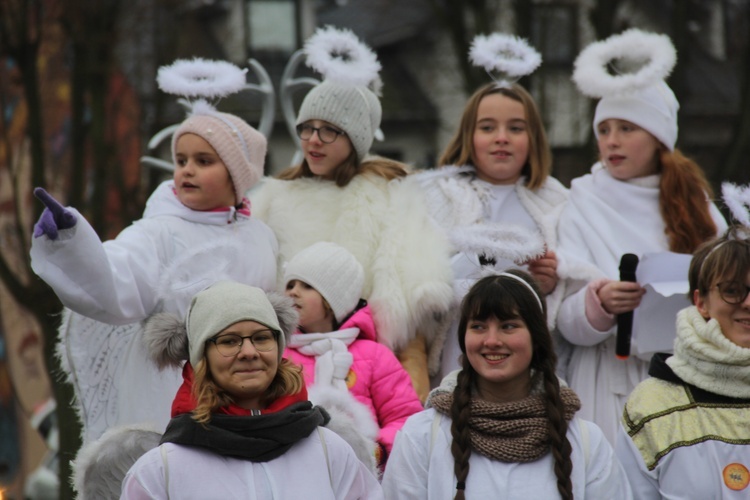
left=283, top=305, right=423, bottom=453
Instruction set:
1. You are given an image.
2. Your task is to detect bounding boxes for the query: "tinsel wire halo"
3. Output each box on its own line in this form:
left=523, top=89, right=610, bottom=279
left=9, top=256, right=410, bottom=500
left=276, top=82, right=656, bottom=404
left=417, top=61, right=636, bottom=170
left=572, top=29, right=676, bottom=98
left=157, top=58, right=248, bottom=99
left=722, top=183, right=750, bottom=230
left=303, top=25, right=381, bottom=89
left=469, top=33, right=542, bottom=86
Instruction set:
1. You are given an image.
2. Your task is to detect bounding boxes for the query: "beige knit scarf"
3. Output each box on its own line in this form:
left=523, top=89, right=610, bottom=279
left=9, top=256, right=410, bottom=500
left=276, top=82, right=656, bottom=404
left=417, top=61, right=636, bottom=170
left=667, top=306, right=750, bottom=398
left=430, top=386, right=581, bottom=463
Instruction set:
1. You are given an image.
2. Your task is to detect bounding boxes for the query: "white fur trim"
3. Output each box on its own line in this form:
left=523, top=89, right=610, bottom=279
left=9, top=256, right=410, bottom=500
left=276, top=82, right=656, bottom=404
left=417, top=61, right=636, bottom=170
left=470, top=33, right=541, bottom=86
left=304, top=26, right=381, bottom=90
left=308, top=386, right=379, bottom=476
left=573, top=29, right=676, bottom=98
left=72, top=424, right=161, bottom=500
left=157, top=58, right=248, bottom=98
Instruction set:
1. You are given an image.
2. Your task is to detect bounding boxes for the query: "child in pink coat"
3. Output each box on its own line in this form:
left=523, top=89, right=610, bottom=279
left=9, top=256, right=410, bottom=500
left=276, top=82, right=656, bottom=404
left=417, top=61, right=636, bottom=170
left=283, top=242, right=423, bottom=466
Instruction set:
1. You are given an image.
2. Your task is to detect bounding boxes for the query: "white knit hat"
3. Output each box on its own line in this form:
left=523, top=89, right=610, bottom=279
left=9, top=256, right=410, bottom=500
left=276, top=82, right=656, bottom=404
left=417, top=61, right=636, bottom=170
left=295, top=26, right=382, bottom=163
left=172, top=105, right=267, bottom=205
left=186, top=281, right=284, bottom=366
left=296, top=80, right=381, bottom=162
left=283, top=242, right=365, bottom=323
left=593, top=81, right=679, bottom=151
left=572, top=29, right=679, bottom=151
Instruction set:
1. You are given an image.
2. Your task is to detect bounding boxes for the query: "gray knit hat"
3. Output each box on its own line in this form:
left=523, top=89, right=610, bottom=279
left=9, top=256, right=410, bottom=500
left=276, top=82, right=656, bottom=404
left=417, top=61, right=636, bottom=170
left=283, top=242, right=365, bottom=323
left=186, top=281, right=284, bottom=366
left=172, top=108, right=267, bottom=205
left=296, top=80, right=381, bottom=162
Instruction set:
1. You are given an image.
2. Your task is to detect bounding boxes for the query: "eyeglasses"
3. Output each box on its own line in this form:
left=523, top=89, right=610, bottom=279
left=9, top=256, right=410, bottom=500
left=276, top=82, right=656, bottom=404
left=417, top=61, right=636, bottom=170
left=207, top=330, right=278, bottom=357
left=714, top=281, right=750, bottom=305
left=296, top=123, right=346, bottom=144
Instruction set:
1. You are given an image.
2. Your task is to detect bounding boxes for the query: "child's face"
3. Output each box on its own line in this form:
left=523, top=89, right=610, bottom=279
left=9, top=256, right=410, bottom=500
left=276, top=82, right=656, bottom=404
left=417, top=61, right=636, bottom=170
left=173, top=133, right=236, bottom=210
left=300, top=120, right=353, bottom=179
left=596, top=119, right=661, bottom=181
left=464, top=315, right=533, bottom=403
left=285, top=279, right=334, bottom=333
left=471, top=93, right=529, bottom=185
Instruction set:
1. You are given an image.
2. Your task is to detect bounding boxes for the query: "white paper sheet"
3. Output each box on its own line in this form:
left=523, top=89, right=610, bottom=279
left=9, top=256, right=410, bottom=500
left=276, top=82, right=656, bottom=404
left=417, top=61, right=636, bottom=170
left=631, top=252, right=693, bottom=356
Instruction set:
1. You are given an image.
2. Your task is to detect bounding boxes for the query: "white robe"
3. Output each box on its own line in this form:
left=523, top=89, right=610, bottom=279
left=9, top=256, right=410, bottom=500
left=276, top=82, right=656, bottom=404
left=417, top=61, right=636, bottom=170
left=31, top=181, right=278, bottom=442
left=556, top=163, right=727, bottom=445
left=413, top=166, right=569, bottom=381
left=382, top=408, right=632, bottom=500
left=122, top=428, right=383, bottom=499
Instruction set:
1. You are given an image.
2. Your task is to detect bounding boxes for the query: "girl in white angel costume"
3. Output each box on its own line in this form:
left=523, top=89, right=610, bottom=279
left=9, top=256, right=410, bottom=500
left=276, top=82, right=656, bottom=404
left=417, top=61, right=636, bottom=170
left=413, top=34, right=570, bottom=382
left=29, top=59, right=278, bottom=443
left=251, top=27, right=453, bottom=401
left=556, top=29, right=727, bottom=444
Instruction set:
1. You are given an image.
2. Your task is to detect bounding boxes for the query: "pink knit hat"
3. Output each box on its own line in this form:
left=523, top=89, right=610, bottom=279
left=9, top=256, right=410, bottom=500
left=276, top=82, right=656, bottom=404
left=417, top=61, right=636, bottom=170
left=172, top=110, right=267, bottom=205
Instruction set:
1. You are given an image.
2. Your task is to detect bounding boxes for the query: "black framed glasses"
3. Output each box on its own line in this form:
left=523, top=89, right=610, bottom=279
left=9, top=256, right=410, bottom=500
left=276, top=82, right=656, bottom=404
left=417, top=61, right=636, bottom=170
left=714, top=281, right=750, bottom=305
left=207, top=330, right=279, bottom=357
left=296, top=123, right=346, bottom=144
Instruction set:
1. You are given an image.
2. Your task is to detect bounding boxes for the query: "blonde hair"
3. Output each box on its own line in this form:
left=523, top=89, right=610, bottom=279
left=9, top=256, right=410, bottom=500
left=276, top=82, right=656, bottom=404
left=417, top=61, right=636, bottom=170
left=277, top=151, right=408, bottom=187
left=191, top=357, right=304, bottom=424
left=439, top=83, right=552, bottom=190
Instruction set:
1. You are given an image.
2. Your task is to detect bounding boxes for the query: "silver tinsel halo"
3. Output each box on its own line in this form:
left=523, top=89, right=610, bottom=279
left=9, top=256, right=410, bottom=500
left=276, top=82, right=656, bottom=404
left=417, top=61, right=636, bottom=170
left=469, top=33, right=542, bottom=87
left=303, top=25, right=381, bottom=89
left=157, top=58, right=248, bottom=99
left=573, top=29, right=676, bottom=98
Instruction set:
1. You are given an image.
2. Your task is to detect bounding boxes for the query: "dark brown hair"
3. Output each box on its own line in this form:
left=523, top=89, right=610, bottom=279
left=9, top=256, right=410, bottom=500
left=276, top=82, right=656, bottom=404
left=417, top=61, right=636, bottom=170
left=449, top=270, right=573, bottom=500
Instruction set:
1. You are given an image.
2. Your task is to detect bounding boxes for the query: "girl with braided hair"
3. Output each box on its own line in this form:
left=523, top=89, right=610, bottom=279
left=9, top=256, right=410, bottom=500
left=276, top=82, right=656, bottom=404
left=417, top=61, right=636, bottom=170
left=382, top=270, right=631, bottom=499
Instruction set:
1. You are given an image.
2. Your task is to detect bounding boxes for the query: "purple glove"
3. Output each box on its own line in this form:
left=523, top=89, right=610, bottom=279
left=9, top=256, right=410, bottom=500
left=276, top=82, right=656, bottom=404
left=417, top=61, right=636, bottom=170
left=33, top=187, right=77, bottom=240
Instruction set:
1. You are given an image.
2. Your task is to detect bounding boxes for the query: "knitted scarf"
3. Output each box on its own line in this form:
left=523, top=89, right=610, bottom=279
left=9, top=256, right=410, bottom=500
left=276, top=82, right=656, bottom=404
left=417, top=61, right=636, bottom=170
left=161, top=401, right=329, bottom=462
left=667, top=306, right=750, bottom=398
left=288, top=328, right=359, bottom=391
left=430, top=386, right=581, bottom=463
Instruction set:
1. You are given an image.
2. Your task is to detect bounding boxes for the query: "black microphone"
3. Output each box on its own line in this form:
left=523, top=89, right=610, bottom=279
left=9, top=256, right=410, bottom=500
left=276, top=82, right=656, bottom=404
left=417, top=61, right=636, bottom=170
left=616, top=253, right=639, bottom=360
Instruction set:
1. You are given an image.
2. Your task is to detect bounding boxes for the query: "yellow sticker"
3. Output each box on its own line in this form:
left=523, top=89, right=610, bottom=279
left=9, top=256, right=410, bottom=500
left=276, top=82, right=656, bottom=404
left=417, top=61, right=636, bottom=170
left=723, top=463, right=750, bottom=491
left=345, top=369, right=357, bottom=389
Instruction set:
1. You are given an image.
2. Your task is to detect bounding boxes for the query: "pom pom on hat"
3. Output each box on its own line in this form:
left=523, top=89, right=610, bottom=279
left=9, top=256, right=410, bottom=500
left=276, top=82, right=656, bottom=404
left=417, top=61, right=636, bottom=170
left=172, top=101, right=267, bottom=205
left=284, top=242, right=365, bottom=323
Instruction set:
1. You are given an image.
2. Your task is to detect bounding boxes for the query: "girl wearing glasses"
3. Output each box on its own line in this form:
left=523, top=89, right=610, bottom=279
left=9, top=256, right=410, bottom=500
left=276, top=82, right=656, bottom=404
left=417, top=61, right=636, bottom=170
left=283, top=242, right=423, bottom=469
left=555, top=30, right=727, bottom=444
left=121, top=281, right=383, bottom=499
left=382, top=271, right=631, bottom=499
left=252, top=28, right=453, bottom=401
left=616, top=226, right=750, bottom=498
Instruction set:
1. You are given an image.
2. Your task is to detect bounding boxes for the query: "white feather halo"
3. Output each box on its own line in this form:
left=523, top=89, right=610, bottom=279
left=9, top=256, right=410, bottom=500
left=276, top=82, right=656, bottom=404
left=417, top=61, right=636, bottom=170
left=573, top=28, right=676, bottom=98
left=722, top=182, right=750, bottom=228
left=469, top=33, right=542, bottom=86
left=157, top=58, right=248, bottom=99
left=303, top=25, right=381, bottom=88
left=449, top=224, right=545, bottom=265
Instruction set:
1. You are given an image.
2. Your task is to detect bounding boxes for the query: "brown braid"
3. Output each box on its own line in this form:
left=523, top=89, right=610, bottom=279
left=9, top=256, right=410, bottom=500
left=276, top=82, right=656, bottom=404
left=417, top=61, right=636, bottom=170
left=450, top=361, right=475, bottom=500
left=540, top=370, right=574, bottom=499
left=453, top=270, right=577, bottom=498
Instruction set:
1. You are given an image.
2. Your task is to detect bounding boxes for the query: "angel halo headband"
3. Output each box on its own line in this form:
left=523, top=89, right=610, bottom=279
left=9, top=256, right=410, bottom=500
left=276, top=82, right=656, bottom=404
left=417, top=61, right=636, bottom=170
left=699, top=183, right=750, bottom=269
left=469, top=33, right=542, bottom=88
left=572, top=28, right=676, bottom=98
left=497, top=272, right=544, bottom=312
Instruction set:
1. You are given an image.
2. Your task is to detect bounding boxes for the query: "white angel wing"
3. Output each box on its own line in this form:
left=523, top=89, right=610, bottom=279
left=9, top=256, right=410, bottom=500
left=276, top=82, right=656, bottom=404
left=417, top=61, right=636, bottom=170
left=57, top=309, right=181, bottom=444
